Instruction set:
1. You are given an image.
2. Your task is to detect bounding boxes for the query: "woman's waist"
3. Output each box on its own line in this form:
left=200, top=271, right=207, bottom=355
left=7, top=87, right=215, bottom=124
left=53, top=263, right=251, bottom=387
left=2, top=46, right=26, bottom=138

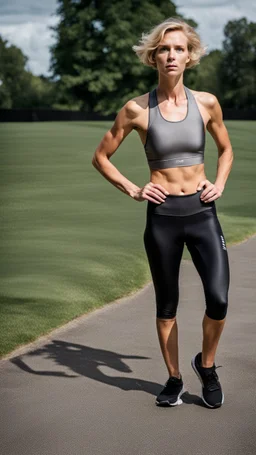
left=147, top=188, right=215, bottom=217
left=150, top=165, right=206, bottom=195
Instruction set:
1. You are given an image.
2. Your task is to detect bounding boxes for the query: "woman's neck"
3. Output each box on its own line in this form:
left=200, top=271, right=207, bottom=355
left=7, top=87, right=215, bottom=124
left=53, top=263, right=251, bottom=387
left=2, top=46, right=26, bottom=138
left=157, top=75, right=185, bottom=100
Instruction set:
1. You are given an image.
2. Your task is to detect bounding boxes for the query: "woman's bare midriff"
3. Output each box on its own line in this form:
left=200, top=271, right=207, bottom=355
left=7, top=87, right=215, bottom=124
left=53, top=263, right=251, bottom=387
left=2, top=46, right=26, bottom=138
left=150, top=163, right=207, bottom=195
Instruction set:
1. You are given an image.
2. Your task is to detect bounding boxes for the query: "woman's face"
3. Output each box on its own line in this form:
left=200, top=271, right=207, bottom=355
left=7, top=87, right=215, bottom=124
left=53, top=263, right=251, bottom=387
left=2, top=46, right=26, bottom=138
left=154, top=30, right=190, bottom=77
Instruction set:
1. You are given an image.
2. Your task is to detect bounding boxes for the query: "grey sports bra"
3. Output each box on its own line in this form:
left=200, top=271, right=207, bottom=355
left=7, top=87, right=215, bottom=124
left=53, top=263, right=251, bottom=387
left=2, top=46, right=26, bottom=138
left=144, top=86, right=205, bottom=170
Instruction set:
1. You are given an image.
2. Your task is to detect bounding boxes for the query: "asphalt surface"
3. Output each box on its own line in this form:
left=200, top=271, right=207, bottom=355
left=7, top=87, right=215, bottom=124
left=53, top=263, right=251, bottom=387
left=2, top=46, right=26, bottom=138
left=0, top=235, right=256, bottom=455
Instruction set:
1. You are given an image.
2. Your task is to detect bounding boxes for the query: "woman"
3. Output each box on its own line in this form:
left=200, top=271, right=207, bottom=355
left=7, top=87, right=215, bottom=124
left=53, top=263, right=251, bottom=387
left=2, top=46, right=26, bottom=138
left=92, top=18, right=233, bottom=409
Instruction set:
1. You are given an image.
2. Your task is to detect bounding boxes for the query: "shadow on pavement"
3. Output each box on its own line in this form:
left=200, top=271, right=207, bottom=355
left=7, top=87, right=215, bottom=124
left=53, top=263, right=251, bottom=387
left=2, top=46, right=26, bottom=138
left=11, top=339, right=203, bottom=406
left=11, top=340, right=157, bottom=395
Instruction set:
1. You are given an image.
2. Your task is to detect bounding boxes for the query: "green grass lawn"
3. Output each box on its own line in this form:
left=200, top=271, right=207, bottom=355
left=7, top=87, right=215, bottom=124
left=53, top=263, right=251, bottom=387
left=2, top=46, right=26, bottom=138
left=0, top=120, right=255, bottom=358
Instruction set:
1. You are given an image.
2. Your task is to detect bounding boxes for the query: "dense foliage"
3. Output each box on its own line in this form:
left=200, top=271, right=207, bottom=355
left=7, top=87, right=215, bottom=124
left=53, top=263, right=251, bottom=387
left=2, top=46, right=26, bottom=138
left=0, top=36, right=55, bottom=109
left=221, top=18, right=256, bottom=108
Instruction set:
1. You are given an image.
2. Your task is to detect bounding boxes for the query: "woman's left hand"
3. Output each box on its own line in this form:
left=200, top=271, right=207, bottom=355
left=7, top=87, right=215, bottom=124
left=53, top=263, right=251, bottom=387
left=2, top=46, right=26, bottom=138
left=197, top=180, right=224, bottom=203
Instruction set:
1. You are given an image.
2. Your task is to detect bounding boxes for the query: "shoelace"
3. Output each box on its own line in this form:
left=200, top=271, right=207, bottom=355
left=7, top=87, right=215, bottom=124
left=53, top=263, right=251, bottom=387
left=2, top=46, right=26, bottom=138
left=204, top=365, right=222, bottom=391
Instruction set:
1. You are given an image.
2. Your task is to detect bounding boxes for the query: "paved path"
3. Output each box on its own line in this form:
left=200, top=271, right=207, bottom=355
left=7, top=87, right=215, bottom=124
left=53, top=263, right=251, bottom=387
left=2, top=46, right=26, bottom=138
left=0, top=236, right=256, bottom=455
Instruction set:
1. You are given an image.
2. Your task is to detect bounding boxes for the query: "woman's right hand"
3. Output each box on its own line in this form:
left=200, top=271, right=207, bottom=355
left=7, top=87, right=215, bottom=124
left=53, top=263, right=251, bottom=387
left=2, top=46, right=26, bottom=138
left=133, top=182, right=169, bottom=204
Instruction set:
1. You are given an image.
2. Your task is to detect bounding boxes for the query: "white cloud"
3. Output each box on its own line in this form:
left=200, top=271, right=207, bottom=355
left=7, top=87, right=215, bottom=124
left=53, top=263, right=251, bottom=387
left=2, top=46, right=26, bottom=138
left=0, top=15, right=58, bottom=75
left=0, top=0, right=58, bottom=75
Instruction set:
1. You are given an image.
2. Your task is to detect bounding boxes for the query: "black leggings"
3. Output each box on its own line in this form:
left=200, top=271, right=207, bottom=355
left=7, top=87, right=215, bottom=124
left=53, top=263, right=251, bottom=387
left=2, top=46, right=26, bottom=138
left=144, top=190, right=230, bottom=320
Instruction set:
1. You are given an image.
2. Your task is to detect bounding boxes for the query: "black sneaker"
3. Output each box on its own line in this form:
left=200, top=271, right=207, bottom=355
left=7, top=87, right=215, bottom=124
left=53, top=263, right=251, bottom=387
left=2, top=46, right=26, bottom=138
left=191, top=352, right=224, bottom=408
left=156, top=375, right=183, bottom=406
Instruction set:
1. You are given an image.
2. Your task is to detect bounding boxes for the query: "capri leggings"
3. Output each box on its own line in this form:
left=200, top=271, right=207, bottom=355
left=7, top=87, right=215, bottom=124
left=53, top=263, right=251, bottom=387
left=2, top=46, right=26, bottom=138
left=144, top=189, right=230, bottom=320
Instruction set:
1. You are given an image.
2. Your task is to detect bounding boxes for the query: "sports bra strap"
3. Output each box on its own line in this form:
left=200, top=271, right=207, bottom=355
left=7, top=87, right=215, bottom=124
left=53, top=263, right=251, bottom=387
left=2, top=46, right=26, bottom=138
left=147, top=89, right=157, bottom=129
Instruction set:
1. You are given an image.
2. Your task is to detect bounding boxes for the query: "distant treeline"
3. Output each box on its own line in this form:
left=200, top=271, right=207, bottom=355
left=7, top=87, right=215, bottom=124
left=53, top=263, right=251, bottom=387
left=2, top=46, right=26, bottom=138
left=0, top=0, right=255, bottom=114
left=1, top=108, right=256, bottom=123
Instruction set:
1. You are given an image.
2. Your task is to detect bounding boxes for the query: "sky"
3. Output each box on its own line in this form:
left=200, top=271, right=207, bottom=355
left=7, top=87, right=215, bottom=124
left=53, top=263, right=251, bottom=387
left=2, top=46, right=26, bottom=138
left=0, top=0, right=255, bottom=76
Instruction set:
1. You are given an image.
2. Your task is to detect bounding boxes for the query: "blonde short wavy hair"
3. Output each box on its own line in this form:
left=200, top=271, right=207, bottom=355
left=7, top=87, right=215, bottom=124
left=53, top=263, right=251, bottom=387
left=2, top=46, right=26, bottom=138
left=132, top=18, right=206, bottom=69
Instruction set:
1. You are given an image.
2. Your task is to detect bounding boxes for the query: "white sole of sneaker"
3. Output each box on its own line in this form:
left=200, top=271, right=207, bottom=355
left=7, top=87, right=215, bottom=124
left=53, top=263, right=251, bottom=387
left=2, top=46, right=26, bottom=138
left=155, top=388, right=184, bottom=406
left=191, top=356, right=224, bottom=409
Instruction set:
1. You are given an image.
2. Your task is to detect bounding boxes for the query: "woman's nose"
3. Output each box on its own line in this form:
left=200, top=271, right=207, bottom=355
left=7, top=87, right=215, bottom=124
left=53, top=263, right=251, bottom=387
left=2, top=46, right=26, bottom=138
left=167, top=49, right=175, bottom=60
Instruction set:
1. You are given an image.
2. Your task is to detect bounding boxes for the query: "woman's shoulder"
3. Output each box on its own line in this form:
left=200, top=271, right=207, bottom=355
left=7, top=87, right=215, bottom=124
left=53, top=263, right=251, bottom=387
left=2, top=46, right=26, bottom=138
left=189, top=88, right=219, bottom=110
left=124, top=92, right=150, bottom=119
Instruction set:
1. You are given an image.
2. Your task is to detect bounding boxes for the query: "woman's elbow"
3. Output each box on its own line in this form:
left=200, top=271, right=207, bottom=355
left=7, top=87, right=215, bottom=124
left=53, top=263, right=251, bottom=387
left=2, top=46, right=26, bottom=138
left=92, top=148, right=101, bottom=168
left=92, top=152, right=107, bottom=171
left=221, top=146, right=233, bottom=160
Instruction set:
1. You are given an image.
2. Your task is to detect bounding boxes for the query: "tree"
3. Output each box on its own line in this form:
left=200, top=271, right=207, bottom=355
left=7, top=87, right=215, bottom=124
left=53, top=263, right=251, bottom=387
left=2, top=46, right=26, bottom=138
left=184, top=50, right=223, bottom=101
left=50, top=0, right=196, bottom=114
left=0, top=35, right=56, bottom=109
left=20, top=73, right=57, bottom=109
left=0, top=36, right=29, bottom=108
left=220, top=17, right=256, bottom=108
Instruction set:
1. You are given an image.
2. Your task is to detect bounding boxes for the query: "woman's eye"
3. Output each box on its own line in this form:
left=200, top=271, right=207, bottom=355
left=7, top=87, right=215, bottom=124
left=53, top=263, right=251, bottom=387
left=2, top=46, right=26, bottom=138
left=159, top=46, right=184, bottom=52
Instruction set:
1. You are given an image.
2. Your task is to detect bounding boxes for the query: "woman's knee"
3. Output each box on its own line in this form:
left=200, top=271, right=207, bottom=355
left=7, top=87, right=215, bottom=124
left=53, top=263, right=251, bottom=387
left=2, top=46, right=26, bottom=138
left=205, top=293, right=228, bottom=320
left=156, top=305, right=178, bottom=320
left=156, top=316, right=177, bottom=327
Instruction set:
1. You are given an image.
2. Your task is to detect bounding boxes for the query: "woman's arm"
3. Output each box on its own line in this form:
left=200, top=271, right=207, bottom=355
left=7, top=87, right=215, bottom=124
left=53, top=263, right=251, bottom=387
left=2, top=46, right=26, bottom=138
left=92, top=100, right=169, bottom=204
left=197, top=94, right=234, bottom=203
